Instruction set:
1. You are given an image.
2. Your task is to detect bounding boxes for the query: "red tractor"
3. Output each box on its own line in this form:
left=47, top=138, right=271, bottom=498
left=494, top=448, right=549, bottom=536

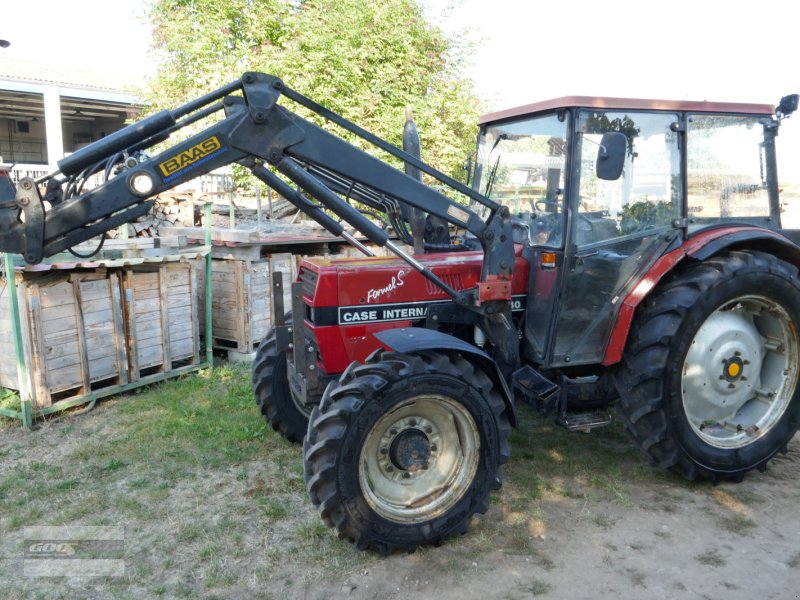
left=0, top=73, right=797, bottom=554
left=253, top=92, right=800, bottom=552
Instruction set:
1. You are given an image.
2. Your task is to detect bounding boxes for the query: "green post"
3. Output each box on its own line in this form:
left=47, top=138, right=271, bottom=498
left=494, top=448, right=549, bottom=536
left=228, top=190, right=235, bottom=229
left=4, top=253, right=32, bottom=428
left=204, top=202, right=214, bottom=369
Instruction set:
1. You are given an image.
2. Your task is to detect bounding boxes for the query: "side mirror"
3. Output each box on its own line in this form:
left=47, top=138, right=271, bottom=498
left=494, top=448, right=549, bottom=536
left=595, top=131, right=627, bottom=181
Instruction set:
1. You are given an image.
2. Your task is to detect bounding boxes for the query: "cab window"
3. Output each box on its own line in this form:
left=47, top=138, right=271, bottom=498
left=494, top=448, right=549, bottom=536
left=575, top=111, right=680, bottom=247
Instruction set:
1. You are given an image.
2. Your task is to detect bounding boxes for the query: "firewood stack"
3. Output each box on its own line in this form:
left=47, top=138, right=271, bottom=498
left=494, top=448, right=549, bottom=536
left=105, top=192, right=198, bottom=238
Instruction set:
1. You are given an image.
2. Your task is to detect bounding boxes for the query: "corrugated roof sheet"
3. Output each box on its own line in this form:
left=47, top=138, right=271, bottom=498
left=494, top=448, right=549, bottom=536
left=0, top=55, right=137, bottom=95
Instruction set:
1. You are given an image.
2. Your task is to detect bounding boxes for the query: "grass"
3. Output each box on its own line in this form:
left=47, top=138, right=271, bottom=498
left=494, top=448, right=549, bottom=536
left=695, top=549, right=727, bottom=568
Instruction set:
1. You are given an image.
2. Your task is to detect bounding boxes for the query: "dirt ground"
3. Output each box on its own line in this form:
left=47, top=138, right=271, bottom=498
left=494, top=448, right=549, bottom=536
left=302, top=442, right=800, bottom=600
left=1, top=367, right=799, bottom=600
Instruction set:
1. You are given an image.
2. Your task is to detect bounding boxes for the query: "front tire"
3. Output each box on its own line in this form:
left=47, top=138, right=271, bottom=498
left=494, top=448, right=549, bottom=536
left=252, top=315, right=311, bottom=443
left=303, top=350, right=511, bottom=553
left=617, top=250, right=800, bottom=481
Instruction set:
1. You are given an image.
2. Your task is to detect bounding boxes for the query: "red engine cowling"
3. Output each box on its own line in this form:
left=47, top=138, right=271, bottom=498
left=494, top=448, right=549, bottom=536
left=299, top=246, right=529, bottom=375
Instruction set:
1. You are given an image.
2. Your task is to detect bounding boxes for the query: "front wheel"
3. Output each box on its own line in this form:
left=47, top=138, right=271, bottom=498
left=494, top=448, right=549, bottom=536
left=617, top=250, right=800, bottom=481
left=252, top=314, right=311, bottom=443
left=303, top=350, right=511, bottom=553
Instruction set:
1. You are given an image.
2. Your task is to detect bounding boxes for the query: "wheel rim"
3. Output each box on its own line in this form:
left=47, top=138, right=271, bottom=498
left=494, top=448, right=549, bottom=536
left=289, top=382, right=312, bottom=418
left=358, top=395, right=480, bottom=524
left=682, top=294, right=799, bottom=449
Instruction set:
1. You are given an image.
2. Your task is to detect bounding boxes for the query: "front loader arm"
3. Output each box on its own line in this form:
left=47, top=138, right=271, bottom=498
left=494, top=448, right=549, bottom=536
left=0, top=72, right=518, bottom=368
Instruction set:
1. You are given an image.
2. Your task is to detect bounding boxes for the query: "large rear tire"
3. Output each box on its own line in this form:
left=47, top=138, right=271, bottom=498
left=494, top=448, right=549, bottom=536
left=252, top=314, right=311, bottom=443
left=617, top=250, right=800, bottom=481
left=303, top=350, right=511, bottom=553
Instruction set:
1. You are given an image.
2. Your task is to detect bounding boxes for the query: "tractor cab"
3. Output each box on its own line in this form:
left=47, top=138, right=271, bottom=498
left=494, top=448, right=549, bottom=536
left=473, top=96, right=794, bottom=370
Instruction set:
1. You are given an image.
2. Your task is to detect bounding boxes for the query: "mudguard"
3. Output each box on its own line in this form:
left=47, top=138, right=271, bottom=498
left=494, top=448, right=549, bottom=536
left=603, top=226, right=800, bottom=366
left=374, top=327, right=517, bottom=426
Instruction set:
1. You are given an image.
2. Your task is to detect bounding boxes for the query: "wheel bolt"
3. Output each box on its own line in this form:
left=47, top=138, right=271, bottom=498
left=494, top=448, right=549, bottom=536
left=425, top=426, right=433, bottom=434
left=402, top=472, right=411, bottom=479
left=389, top=428, right=398, bottom=436
left=386, top=465, right=394, bottom=472
left=430, top=444, right=437, bottom=452
left=409, top=419, right=417, bottom=427
left=380, top=447, right=388, bottom=455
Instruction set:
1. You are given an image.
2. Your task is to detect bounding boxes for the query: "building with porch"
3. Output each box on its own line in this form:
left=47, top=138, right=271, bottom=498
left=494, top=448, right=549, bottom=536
left=0, top=56, right=140, bottom=182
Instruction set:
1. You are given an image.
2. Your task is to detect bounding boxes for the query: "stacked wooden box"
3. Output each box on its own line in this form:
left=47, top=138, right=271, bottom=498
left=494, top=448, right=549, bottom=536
left=0, top=259, right=201, bottom=411
left=121, top=261, right=201, bottom=378
left=198, top=253, right=297, bottom=354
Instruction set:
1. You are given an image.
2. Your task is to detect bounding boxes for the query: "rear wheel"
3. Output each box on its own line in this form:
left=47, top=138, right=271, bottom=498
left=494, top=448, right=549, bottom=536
left=252, top=315, right=311, bottom=443
left=304, top=350, right=511, bottom=553
left=617, top=250, right=800, bottom=481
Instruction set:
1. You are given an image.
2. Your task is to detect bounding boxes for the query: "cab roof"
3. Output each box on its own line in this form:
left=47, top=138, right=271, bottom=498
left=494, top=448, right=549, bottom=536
left=479, top=96, right=775, bottom=125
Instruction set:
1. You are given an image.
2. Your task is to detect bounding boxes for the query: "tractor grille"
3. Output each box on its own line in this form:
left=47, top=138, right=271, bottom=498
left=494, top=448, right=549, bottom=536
left=424, top=274, right=464, bottom=296
left=300, top=267, right=318, bottom=298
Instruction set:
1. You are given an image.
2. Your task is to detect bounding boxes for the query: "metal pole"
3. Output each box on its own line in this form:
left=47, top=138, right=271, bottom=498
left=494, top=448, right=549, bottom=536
left=4, top=253, right=32, bottom=428
left=256, top=186, right=263, bottom=232
left=267, top=186, right=273, bottom=220
left=204, top=202, right=214, bottom=369
left=228, top=190, right=235, bottom=229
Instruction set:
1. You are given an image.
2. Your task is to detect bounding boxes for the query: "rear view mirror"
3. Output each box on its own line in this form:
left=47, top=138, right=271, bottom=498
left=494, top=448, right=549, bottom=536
left=595, top=132, right=627, bottom=181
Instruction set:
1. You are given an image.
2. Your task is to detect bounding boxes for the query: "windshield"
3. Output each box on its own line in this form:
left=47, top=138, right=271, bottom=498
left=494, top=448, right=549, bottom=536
left=474, top=113, right=568, bottom=247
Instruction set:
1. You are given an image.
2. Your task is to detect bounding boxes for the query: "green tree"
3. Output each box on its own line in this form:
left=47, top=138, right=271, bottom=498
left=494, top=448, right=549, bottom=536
left=145, top=0, right=480, bottom=181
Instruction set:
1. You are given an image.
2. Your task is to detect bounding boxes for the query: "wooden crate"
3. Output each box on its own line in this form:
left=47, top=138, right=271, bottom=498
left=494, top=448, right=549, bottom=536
left=198, top=253, right=297, bottom=353
left=0, top=271, right=128, bottom=409
left=122, top=261, right=200, bottom=379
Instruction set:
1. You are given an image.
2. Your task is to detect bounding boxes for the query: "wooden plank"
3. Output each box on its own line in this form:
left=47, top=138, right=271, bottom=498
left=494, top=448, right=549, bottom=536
left=78, top=297, right=113, bottom=315
left=89, top=355, right=118, bottom=382
left=135, top=318, right=163, bottom=335
left=46, top=365, right=83, bottom=393
left=41, top=314, right=78, bottom=336
left=110, top=274, right=129, bottom=385
left=171, top=337, right=194, bottom=359
left=83, top=309, right=115, bottom=327
left=190, top=263, right=200, bottom=364
left=71, top=280, right=91, bottom=393
left=159, top=266, right=172, bottom=370
left=38, top=282, right=76, bottom=308
left=165, top=269, right=189, bottom=286
left=132, top=287, right=160, bottom=301
left=39, top=303, right=77, bottom=323
left=133, top=297, right=161, bottom=314
left=158, top=226, right=262, bottom=243
left=167, top=284, right=191, bottom=297
left=137, top=344, right=163, bottom=368
left=43, top=351, right=82, bottom=371
left=121, top=271, right=139, bottom=381
left=79, top=279, right=112, bottom=301
left=132, top=272, right=160, bottom=289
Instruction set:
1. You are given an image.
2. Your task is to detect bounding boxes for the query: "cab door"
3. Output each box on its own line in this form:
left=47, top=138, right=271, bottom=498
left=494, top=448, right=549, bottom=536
left=551, top=110, right=682, bottom=366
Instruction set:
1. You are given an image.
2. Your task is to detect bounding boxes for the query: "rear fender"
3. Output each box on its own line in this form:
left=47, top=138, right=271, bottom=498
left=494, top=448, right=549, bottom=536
left=602, top=226, right=800, bottom=366
left=373, top=327, right=517, bottom=427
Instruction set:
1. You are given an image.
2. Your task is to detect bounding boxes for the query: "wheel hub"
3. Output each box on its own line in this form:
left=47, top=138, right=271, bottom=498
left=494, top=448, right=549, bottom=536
left=389, top=428, right=432, bottom=472
left=375, top=415, right=440, bottom=482
left=721, top=355, right=745, bottom=382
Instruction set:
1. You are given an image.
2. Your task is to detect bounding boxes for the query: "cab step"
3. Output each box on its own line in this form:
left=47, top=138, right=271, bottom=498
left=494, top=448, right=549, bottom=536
left=556, top=411, right=611, bottom=432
